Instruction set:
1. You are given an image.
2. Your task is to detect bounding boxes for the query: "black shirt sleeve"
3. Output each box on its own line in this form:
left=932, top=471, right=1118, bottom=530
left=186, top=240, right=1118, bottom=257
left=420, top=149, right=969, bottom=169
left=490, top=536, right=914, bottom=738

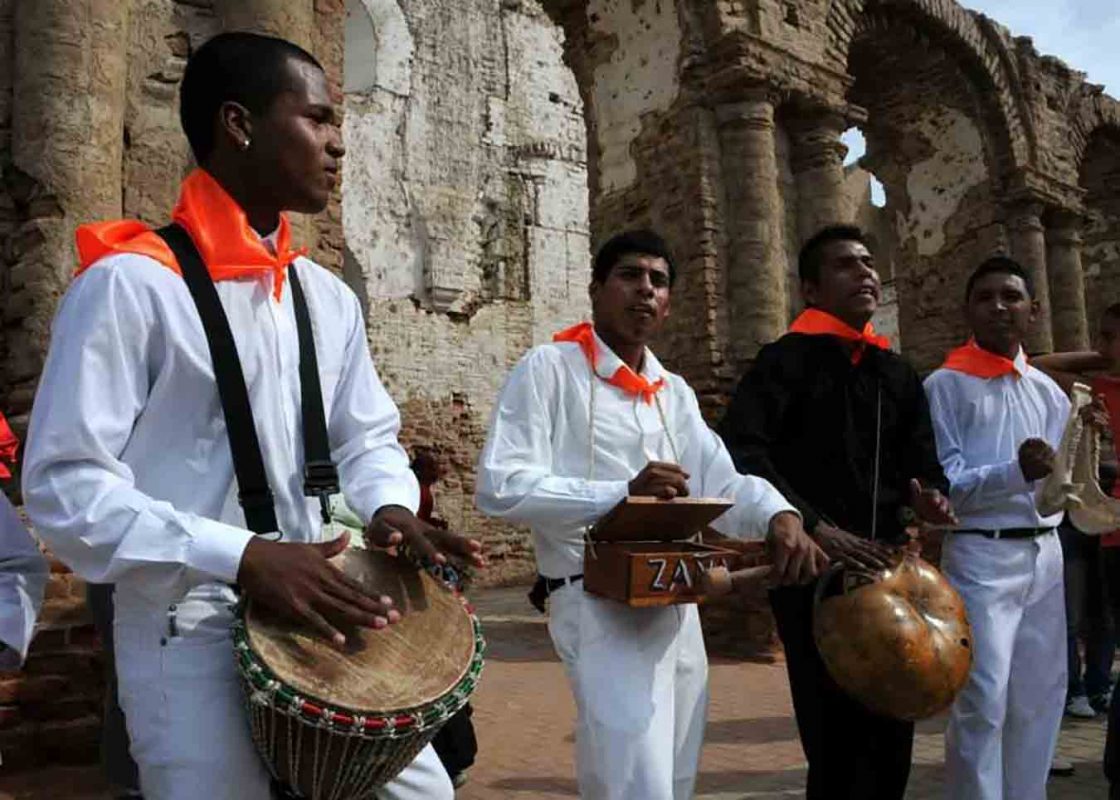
left=897, top=365, right=951, bottom=499
left=717, top=342, right=824, bottom=534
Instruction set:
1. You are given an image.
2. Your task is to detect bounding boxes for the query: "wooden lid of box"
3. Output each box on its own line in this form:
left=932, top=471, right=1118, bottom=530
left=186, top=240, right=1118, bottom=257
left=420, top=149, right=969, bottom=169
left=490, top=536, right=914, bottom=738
left=589, top=496, right=734, bottom=543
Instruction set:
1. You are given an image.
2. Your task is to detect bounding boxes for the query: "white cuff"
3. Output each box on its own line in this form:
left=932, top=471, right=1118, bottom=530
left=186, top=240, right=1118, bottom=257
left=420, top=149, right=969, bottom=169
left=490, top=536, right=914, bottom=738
left=185, top=515, right=257, bottom=584
left=592, top=480, right=630, bottom=519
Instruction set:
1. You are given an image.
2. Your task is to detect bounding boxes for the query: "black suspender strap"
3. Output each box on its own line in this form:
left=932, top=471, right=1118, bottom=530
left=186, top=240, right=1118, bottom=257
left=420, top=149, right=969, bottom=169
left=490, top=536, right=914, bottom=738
left=155, top=224, right=279, bottom=535
left=288, top=268, right=340, bottom=522
left=156, top=224, right=341, bottom=530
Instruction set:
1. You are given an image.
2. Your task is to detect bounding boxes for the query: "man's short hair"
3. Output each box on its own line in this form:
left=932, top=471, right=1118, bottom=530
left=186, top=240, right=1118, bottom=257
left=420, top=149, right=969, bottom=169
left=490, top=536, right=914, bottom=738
left=798, top=225, right=869, bottom=284
left=1102, top=302, right=1120, bottom=322
left=592, top=229, right=677, bottom=286
left=180, top=32, right=323, bottom=163
left=964, top=256, right=1035, bottom=303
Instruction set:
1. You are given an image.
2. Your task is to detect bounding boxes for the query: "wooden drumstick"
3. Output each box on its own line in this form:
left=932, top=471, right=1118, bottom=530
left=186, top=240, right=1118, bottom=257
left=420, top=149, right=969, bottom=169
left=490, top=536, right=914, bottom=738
left=701, top=563, right=773, bottom=597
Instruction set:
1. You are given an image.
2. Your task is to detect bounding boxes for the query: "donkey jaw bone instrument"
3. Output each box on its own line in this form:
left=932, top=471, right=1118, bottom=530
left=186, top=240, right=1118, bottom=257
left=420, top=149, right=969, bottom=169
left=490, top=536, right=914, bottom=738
left=1037, top=382, right=1120, bottom=534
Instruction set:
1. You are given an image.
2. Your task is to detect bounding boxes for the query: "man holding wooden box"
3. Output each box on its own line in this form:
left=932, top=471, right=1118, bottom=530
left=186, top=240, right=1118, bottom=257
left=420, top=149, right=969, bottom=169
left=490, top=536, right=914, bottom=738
left=475, top=229, right=826, bottom=800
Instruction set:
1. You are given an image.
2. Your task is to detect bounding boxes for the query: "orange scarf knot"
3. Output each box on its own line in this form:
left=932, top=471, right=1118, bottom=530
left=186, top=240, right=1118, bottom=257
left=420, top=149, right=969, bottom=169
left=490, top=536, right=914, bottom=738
left=789, top=308, right=890, bottom=364
left=0, top=410, right=18, bottom=480
left=941, top=338, right=1023, bottom=379
left=73, top=169, right=306, bottom=302
left=553, top=322, right=666, bottom=405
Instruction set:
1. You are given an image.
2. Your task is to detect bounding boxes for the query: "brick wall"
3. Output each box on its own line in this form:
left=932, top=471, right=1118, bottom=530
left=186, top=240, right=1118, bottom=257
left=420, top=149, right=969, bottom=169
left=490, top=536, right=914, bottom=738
left=0, top=552, right=103, bottom=770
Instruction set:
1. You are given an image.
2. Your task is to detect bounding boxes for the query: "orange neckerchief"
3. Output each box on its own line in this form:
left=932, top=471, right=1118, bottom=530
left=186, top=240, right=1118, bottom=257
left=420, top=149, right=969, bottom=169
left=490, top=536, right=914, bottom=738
left=0, top=411, right=18, bottom=480
left=788, top=308, right=890, bottom=364
left=73, top=168, right=307, bottom=301
left=553, top=322, right=666, bottom=405
left=941, top=338, right=1023, bottom=379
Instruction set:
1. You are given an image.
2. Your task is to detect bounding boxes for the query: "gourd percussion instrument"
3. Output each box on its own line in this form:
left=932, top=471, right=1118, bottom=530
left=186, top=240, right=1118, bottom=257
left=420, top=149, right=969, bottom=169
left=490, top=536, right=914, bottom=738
left=705, top=549, right=972, bottom=721
left=1038, top=381, right=1120, bottom=533
left=233, top=547, right=484, bottom=799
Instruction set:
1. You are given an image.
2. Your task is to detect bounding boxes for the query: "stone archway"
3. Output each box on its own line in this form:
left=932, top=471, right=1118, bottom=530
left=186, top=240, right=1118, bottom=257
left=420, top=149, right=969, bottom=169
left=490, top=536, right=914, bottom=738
left=838, top=4, right=1019, bottom=368
left=1078, top=126, right=1120, bottom=337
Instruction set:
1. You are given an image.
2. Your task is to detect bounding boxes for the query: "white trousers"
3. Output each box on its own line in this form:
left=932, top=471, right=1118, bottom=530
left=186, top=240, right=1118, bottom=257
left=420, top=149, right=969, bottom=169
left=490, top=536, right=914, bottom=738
left=548, top=584, right=708, bottom=800
left=114, top=618, right=453, bottom=800
left=941, top=531, right=1066, bottom=800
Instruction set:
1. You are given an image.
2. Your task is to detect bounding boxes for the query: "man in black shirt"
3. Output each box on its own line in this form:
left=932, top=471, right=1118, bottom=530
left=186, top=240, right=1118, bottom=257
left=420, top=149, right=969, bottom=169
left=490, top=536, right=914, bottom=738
left=718, top=225, right=955, bottom=799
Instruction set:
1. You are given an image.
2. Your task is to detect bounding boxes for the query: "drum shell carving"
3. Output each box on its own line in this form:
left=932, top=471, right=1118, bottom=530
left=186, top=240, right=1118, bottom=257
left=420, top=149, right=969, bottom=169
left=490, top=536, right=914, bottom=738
left=812, top=554, right=972, bottom=721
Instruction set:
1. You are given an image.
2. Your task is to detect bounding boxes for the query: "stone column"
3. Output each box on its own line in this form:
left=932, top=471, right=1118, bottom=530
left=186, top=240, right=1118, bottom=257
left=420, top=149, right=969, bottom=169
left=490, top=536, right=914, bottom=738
left=215, top=0, right=315, bottom=49
left=788, top=110, right=851, bottom=244
left=716, top=93, right=787, bottom=367
left=6, top=0, right=130, bottom=420
left=1046, top=210, right=1090, bottom=351
left=1008, top=202, right=1053, bottom=353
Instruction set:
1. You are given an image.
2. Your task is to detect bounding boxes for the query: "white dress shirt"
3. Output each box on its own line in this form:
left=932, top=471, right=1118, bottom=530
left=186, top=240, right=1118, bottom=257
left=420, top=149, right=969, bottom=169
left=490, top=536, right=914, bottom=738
left=22, top=249, right=417, bottom=633
left=475, top=330, right=797, bottom=578
left=0, top=493, right=47, bottom=669
left=924, top=348, right=1070, bottom=531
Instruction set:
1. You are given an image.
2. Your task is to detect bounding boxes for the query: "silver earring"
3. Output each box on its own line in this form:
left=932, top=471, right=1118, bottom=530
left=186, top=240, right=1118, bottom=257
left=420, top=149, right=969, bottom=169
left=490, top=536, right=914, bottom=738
left=241, top=138, right=251, bottom=150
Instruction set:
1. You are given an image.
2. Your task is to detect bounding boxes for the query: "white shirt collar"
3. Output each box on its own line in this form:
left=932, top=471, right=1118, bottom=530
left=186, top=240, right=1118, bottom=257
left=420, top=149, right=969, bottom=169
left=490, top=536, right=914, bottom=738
left=589, top=328, right=664, bottom=382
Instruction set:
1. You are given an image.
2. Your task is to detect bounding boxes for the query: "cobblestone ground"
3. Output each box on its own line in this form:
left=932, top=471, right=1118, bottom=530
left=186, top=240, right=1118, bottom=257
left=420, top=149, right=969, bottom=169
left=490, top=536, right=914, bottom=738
left=0, top=586, right=1110, bottom=798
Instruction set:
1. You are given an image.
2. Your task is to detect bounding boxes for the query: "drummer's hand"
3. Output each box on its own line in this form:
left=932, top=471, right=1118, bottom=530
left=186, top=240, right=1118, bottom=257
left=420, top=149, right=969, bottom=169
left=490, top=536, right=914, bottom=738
left=236, top=531, right=400, bottom=647
left=364, top=505, right=485, bottom=570
left=628, top=461, right=690, bottom=500
left=766, top=512, right=829, bottom=585
left=908, top=479, right=958, bottom=526
left=812, top=523, right=895, bottom=572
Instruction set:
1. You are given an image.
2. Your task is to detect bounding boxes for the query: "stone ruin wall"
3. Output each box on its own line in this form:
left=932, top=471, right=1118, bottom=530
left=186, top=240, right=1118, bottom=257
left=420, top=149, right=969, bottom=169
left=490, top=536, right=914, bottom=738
left=342, top=0, right=590, bottom=584
left=1, top=0, right=1120, bottom=671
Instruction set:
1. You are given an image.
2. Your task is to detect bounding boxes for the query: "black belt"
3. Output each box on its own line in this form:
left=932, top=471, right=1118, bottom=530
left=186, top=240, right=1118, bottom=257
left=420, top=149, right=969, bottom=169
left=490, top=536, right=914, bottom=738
left=528, top=574, right=583, bottom=613
left=956, top=527, right=1053, bottom=540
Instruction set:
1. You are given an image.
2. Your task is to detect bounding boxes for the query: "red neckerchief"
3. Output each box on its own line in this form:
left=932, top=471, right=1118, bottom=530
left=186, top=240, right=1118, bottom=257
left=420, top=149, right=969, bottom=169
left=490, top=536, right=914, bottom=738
left=553, top=322, right=666, bottom=405
left=941, top=338, right=1022, bottom=379
left=0, top=411, right=18, bottom=479
left=788, top=308, right=890, bottom=364
left=73, top=168, right=307, bottom=301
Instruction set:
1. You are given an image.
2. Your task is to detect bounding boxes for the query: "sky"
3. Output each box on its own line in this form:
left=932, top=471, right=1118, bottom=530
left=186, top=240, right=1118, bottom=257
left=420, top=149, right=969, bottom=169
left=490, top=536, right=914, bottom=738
left=843, top=0, right=1119, bottom=206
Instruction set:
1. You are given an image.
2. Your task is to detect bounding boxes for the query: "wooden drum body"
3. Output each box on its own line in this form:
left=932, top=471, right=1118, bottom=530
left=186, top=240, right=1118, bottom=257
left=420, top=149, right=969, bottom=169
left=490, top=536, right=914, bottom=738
left=233, top=549, right=484, bottom=799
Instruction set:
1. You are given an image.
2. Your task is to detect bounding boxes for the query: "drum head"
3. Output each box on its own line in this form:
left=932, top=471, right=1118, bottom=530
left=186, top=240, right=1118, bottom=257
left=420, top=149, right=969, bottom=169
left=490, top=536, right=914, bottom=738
left=245, top=548, right=476, bottom=714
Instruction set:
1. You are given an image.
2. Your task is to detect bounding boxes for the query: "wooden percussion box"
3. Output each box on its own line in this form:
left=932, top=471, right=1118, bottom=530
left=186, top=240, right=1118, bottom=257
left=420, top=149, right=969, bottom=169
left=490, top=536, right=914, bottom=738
left=583, top=497, right=738, bottom=607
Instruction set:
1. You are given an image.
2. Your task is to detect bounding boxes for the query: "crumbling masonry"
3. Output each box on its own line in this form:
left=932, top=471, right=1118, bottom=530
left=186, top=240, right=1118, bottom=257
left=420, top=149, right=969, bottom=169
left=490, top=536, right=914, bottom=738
left=1, top=0, right=1120, bottom=762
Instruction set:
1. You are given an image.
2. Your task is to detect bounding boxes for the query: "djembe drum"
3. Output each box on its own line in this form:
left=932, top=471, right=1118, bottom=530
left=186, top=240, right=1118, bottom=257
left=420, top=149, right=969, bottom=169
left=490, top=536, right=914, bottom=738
left=232, top=548, right=484, bottom=799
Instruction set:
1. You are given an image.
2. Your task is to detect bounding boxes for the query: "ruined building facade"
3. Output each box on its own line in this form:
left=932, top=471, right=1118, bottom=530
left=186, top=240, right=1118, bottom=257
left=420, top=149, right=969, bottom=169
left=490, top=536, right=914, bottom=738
left=1, top=0, right=1119, bottom=587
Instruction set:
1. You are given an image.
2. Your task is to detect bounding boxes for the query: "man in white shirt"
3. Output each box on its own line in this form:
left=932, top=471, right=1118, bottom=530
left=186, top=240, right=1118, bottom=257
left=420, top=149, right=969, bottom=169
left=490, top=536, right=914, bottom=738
left=0, top=416, right=45, bottom=673
left=476, top=229, right=827, bottom=800
left=0, top=495, right=46, bottom=671
left=924, top=257, right=1076, bottom=800
left=22, top=33, right=479, bottom=800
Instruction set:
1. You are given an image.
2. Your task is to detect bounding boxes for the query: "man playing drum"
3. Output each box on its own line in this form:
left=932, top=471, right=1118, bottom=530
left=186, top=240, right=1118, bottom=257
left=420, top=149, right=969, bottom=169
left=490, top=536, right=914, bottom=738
left=718, top=225, right=956, bottom=799
left=22, top=32, right=481, bottom=800
left=475, top=229, right=826, bottom=800
left=924, top=257, right=1081, bottom=799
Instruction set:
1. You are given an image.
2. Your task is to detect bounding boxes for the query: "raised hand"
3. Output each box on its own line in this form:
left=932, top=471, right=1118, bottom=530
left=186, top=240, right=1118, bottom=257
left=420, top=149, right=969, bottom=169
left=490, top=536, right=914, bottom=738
left=909, top=479, right=958, bottom=526
left=628, top=461, right=690, bottom=500
left=1018, top=438, right=1056, bottom=481
left=364, top=505, right=485, bottom=571
left=237, top=530, right=399, bottom=647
